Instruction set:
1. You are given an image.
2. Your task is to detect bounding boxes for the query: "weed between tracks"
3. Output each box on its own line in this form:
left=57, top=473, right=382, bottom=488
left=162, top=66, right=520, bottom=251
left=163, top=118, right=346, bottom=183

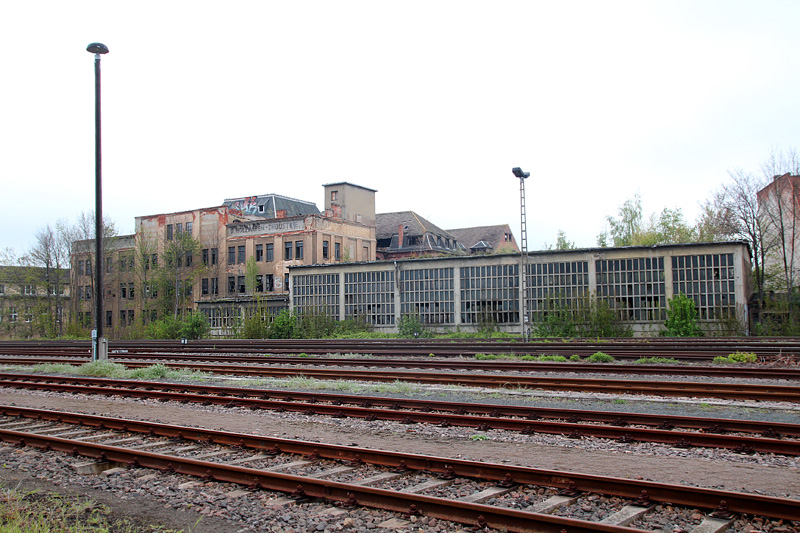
left=0, top=483, right=185, bottom=532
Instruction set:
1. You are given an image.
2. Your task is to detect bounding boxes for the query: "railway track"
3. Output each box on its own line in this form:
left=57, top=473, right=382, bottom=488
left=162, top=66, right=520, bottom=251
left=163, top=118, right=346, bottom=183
left=0, top=405, right=797, bottom=532
left=5, top=361, right=798, bottom=402
left=2, top=353, right=800, bottom=380
left=2, top=337, right=799, bottom=361
left=1, top=373, right=797, bottom=456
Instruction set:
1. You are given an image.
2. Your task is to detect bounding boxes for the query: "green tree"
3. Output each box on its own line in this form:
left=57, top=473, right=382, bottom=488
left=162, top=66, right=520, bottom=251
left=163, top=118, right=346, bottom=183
left=663, top=294, right=703, bottom=337
left=546, top=230, right=576, bottom=251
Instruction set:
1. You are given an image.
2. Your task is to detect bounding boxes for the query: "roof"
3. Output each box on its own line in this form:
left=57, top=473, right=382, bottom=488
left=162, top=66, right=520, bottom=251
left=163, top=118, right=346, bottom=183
left=446, top=225, right=517, bottom=252
left=223, top=194, right=319, bottom=219
left=376, top=211, right=454, bottom=240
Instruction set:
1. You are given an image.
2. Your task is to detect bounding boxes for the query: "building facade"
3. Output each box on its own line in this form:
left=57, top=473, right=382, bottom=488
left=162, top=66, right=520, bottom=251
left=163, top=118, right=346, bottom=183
left=290, top=241, right=752, bottom=336
left=0, top=265, right=70, bottom=339
left=71, top=184, right=377, bottom=337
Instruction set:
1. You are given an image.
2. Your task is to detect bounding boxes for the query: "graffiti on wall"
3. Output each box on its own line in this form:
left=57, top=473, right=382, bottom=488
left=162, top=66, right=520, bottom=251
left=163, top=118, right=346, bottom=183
left=228, top=197, right=260, bottom=216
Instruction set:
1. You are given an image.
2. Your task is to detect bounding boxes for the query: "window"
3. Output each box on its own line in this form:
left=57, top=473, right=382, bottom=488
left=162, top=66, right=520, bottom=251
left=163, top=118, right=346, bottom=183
left=24, top=307, right=32, bottom=323
left=237, top=276, right=245, bottom=294
left=106, top=311, right=112, bottom=327
left=335, top=242, right=341, bottom=261
left=23, top=284, right=35, bottom=296
left=202, top=249, right=209, bottom=265
left=527, top=261, right=590, bottom=323
left=595, top=257, right=666, bottom=321
left=85, top=286, right=92, bottom=301
left=237, top=245, right=245, bottom=264
left=78, top=260, right=85, bottom=276
left=284, top=241, right=292, bottom=260
left=266, top=243, right=274, bottom=262
left=256, top=244, right=264, bottom=261
left=284, top=273, right=290, bottom=292
left=323, top=241, right=329, bottom=259
left=210, top=248, right=217, bottom=265
left=228, top=247, right=235, bottom=265
left=120, top=284, right=127, bottom=299
left=9, top=308, right=17, bottom=322
left=186, top=252, right=192, bottom=268
left=202, top=278, right=209, bottom=295
left=211, top=277, right=219, bottom=295
left=128, top=283, right=135, bottom=300
left=176, top=223, right=183, bottom=235
left=402, top=268, right=455, bottom=325
left=256, top=275, right=264, bottom=293
left=295, top=241, right=304, bottom=260
left=331, top=190, right=338, bottom=201
left=105, top=257, right=112, bottom=273
left=167, top=224, right=173, bottom=240
left=152, top=254, right=158, bottom=268
left=342, top=271, right=393, bottom=325
left=228, top=276, right=235, bottom=294
left=265, top=274, right=274, bottom=292
left=186, top=222, right=193, bottom=234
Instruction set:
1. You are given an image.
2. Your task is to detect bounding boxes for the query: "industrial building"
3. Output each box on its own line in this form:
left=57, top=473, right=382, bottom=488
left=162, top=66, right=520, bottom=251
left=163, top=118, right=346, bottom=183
left=290, top=241, right=752, bottom=336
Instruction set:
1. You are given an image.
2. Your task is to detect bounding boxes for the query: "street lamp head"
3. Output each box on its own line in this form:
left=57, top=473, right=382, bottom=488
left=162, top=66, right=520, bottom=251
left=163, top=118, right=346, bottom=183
left=512, top=167, right=530, bottom=179
left=86, top=43, right=109, bottom=54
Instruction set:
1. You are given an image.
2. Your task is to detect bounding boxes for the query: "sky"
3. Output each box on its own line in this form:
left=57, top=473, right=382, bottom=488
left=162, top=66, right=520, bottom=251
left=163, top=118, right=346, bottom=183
left=2, top=1, right=799, bottom=258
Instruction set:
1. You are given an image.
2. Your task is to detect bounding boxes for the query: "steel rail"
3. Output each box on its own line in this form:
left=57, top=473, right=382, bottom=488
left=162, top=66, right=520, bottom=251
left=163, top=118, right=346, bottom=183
left=1, top=353, right=798, bottom=380
left=0, top=405, right=797, bottom=526
left=0, top=373, right=797, bottom=455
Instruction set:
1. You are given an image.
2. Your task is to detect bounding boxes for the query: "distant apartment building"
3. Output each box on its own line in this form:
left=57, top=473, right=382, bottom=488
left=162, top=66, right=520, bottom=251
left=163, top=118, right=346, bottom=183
left=757, top=172, right=800, bottom=292
left=0, top=265, right=70, bottom=338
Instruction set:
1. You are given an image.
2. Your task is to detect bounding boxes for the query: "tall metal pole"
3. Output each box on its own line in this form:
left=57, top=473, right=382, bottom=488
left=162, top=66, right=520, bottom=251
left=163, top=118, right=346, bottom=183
left=88, top=43, right=109, bottom=361
left=512, top=167, right=530, bottom=341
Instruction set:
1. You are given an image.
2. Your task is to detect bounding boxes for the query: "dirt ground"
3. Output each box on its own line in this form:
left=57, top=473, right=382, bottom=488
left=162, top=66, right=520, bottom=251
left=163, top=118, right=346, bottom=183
left=0, top=390, right=797, bottom=531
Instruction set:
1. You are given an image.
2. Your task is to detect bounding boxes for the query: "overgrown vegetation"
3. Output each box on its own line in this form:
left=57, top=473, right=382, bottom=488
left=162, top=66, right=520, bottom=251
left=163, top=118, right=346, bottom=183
left=0, top=484, right=185, bottom=532
left=16, top=360, right=211, bottom=381
left=662, top=294, right=704, bottom=337
left=633, top=357, right=682, bottom=364
left=533, top=295, right=632, bottom=338
left=713, top=351, right=758, bottom=364
left=586, top=351, right=615, bottom=363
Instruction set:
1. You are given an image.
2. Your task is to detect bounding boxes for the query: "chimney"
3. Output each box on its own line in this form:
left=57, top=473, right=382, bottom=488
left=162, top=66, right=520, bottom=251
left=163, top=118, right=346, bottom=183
left=398, top=224, right=404, bottom=248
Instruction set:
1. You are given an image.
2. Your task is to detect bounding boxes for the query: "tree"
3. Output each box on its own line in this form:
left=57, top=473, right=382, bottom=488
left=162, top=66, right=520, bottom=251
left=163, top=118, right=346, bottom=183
left=27, top=225, right=68, bottom=337
left=598, top=195, right=697, bottom=247
left=546, top=230, right=576, bottom=251
left=152, top=231, right=203, bottom=318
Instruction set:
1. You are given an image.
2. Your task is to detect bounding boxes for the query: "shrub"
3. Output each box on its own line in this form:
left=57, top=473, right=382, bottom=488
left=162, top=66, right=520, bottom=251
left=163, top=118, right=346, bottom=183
left=569, top=354, right=582, bottom=362
left=269, top=309, right=298, bottom=339
left=398, top=314, right=429, bottom=338
left=714, top=351, right=758, bottom=364
left=663, top=294, right=703, bottom=337
left=586, top=351, right=615, bottom=363
left=634, top=357, right=681, bottom=365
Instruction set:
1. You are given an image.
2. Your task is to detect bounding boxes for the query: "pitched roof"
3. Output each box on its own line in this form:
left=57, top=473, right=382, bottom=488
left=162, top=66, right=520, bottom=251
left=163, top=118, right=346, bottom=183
left=223, top=194, right=319, bottom=218
left=446, top=225, right=518, bottom=252
left=376, top=211, right=454, bottom=240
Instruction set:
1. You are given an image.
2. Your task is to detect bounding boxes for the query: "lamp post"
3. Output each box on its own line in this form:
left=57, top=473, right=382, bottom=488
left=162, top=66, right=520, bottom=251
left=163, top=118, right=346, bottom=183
left=87, top=42, right=109, bottom=361
left=512, top=167, right=530, bottom=341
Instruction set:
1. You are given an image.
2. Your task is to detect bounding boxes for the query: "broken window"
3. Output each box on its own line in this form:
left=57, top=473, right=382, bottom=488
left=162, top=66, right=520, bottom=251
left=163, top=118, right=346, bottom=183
left=256, top=244, right=263, bottom=261
left=186, top=221, right=193, bottom=234
left=335, top=242, right=341, bottom=261
left=106, top=311, right=112, bottom=327
left=237, top=245, right=245, bottom=264
left=256, top=275, right=264, bottom=293
left=295, top=241, right=303, bottom=260
left=331, top=190, right=338, bottom=201
left=166, top=224, right=173, bottom=241
left=202, top=278, right=209, bottom=295
left=176, top=223, right=183, bottom=235
left=210, top=248, right=217, bottom=265
left=322, top=241, right=329, bottom=259
left=120, top=284, right=127, bottom=299
left=202, top=249, right=209, bottom=266
left=228, top=247, right=235, bottom=265
left=237, top=276, right=245, bottom=294
left=186, top=252, right=192, bottom=268
left=228, top=276, right=235, bottom=294
left=266, top=243, right=274, bottom=262
left=265, top=274, right=274, bottom=291
left=211, top=277, right=219, bottom=295
left=284, top=241, right=292, bottom=260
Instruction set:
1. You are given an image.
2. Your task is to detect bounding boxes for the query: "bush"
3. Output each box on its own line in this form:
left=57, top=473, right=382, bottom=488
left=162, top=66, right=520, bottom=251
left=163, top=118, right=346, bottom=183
left=714, top=351, right=758, bottom=364
left=398, top=314, right=429, bottom=338
left=569, top=354, right=582, bottom=362
left=634, top=357, right=681, bottom=365
left=268, top=309, right=298, bottom=339
left=144, top=312, right=209, bottom=340
left=533, top=295, right=632, bottom=338
left=663, top=294, right=703, bottom=337
left=242, top=314, right=270, bottom=339
left=586, top=351, right=615, bottom=363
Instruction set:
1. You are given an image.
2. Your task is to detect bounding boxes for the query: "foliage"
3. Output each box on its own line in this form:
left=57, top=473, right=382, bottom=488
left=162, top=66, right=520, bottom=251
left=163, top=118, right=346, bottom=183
left=569, top=354, right=582, bottom=362
left=597, top=194, right=698, bottom=247
left=662, top=294, right=704, bottom=337
left=145, top=312, right=209, bottom=340
left=713, top=351, right=758, bottom=364
left=242, top=314, right=271, bottom=339
left=398, top=313, right=429, bottom=338
left=586, top=351, right=615, bottom=363
left=634, top=357, right=682, bottom=364
left=533, top=295, right=632, bottom=338
left=0, top=483, right=184, bottom=533
left=268, top=309, right=298, bottom=339
left=546, top=230, right=576, bottom=250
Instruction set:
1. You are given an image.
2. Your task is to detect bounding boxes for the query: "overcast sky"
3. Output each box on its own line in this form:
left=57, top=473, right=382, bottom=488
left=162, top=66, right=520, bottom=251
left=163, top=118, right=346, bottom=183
left=2, top=1, right=799, bottom=258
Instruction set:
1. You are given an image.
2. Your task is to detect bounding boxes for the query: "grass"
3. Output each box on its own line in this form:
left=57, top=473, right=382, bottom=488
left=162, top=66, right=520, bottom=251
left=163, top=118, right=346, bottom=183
left=6, top=361, right=213, bottom=382
left=633, top=357, right=682, bottom=365
left=0, top=484, right=185, bottom=532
